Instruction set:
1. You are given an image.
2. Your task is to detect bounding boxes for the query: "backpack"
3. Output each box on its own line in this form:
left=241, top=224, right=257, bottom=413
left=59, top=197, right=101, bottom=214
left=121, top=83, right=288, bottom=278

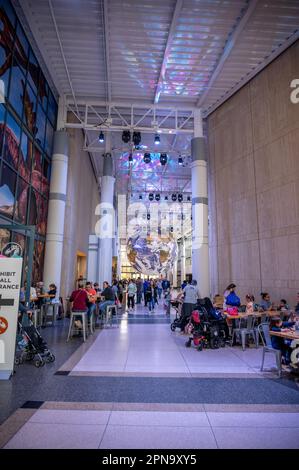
left=226, top=292, right=241, bottom=307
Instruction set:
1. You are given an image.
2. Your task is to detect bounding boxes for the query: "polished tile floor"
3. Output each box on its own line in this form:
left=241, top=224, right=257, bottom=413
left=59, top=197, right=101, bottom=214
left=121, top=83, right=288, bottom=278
left=0, top=302, right=299, bottom=449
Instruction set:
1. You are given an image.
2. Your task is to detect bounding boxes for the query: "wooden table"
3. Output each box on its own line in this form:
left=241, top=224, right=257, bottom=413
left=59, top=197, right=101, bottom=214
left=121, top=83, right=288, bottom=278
left=224, top=310, right=288, bottom=321
left=270, top=329, right=299, bottom=341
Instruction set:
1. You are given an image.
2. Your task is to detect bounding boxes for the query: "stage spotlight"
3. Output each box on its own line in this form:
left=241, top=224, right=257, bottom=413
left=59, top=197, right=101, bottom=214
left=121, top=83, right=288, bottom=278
left=171, top=194, right=177, bottom=202
left=139, top=194, right=143, bottom=200
left=155, top=194, right=161, bottom=201
left=147, top=213, right=150, bottom=220
left=143, top=153, right=151, bottom=164
left=160, top=153, right=167, bottom=165
left=178, top=194, right=183, bottom=202
left=178, top=155, right=183, bottom=165
left=164, top=195, right=168, bottom=201
left=133, top=131, right=141, bottom=146
left=170, top=226, right=173, bottom=233
left=154, top=134, right=160, bottom=145
left=98, top=131, right=104, bottom=143
left=122, top=130, right=131, bottom=143
left=187, top=195, right=191, bottom=202
left=149, top=193, right=154, bottom=201
left=128, top=153, right=133, bottom=163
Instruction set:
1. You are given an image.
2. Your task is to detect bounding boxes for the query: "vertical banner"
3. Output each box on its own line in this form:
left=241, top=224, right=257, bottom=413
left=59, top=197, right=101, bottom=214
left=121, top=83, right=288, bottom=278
left=0, top=257, right=23, bottom=380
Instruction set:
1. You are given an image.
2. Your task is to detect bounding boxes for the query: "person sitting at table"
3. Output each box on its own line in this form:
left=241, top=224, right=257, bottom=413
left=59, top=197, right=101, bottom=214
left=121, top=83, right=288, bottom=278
left=278, top=299, right=289, bottom=311
left=94, top=282, right=100, bottom=294
left=245, top=294, right=255, bottom=314
left=69, top=282, right=89, bottom=329
left=98, top=281, right=116, bottom=319
left=295, top=292, right=299, bottom=314
left=48, top=283, right=57, bottom=297
left=269, top=317, right=295, bottom=365
left=259, top=292, right=274, bottom=311
left=85, top=281, right=97, bottom=322
left=223, top=284, right=240, bottom=309
left=36, top=281, right=45, bottom=296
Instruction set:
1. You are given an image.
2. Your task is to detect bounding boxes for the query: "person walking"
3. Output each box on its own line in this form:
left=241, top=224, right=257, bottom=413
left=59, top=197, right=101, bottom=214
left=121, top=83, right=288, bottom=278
left=127, top=279, right=137, bottom=311
left=180, top=279, right=201, bottom=331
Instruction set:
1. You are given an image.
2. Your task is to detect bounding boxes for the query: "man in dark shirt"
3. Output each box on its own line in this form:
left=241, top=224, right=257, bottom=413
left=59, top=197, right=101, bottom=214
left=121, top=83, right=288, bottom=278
left=99, top=281, right=115, bottom=317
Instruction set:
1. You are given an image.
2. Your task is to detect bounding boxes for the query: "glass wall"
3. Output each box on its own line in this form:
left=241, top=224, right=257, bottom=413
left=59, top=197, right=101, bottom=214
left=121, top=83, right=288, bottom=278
left=0, top=0, right=57, bottom=283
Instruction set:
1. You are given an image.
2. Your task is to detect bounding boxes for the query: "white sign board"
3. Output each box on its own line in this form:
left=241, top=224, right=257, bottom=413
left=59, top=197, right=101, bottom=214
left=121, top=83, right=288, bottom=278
left=0, top=257, right=23, bottom=380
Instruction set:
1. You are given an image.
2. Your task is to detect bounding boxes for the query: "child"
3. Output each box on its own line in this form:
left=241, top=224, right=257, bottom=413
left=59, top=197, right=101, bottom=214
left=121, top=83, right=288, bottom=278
left=245, top=294, right=255, bottom=314
left=269, top=317, right=295, bottom=365
left=278, top=299, right=289, bottom=311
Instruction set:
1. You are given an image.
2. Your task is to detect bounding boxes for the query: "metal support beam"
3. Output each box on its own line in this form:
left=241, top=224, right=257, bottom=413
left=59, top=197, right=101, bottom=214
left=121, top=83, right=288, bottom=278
left=197, top=0, right=258, bottom=107
left=102, top=0, right=112, bottom=102
left=154, top=0, right=183, bottom=104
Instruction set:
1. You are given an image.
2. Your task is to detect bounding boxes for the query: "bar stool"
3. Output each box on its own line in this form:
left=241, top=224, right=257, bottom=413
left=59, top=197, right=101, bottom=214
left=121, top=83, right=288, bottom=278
left=32, top=308, right=42, bottom=328
left=105, top=304, right=119, bottom=327
left=67, top=310, right=88, bottom=342
left=89, top=311, right=96, bottom=334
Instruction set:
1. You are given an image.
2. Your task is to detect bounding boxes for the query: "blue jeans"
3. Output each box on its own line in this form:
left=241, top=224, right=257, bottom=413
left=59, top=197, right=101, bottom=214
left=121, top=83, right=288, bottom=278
left=87, top=303, right=96, bottom=321
left=158, top=288, right=162, bottom=299
left=99, top=300, right=114, bottom=316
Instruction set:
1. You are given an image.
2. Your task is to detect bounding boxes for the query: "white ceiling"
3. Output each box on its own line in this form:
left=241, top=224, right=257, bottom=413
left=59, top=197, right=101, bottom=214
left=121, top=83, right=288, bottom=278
left=16, top=0, right=299, bottom=192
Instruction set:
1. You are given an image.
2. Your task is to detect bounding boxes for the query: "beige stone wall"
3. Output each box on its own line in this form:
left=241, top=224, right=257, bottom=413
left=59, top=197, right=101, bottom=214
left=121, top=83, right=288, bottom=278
left=60, top=128, right=100, bottom=299
left=207, top=41, right=299, bottom=306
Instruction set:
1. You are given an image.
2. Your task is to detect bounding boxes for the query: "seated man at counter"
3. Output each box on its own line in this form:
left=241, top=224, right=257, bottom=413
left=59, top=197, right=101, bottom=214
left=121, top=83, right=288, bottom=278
left=98, top=281, right=115, bottom=318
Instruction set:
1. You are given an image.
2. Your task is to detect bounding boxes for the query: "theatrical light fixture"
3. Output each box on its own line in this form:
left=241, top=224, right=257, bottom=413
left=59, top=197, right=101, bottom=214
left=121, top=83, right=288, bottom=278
left=178, top=194, right=183, bottom=203
left=170, top=226, right=174, bottom=233
left=187, top=195, right=191, bottom=202
left=178, top=155, right=183, bottom=165
left=149, top=193, right=154, bottom=201
left=155, top=194, right=161, bottom=201
left=164, top=195, right=168, bottom=201
left=122, top=130, right=131, bottom=143
left=143, top=153, right=151, bottom=164
left=147, top=213, right=150, bottom=220
left=139, top=195, right=143, bottom=200
left=99, top=131, right=104, bottom=143
left=133, top=131, right=141, bottom=146
left=154, top=134, right=160, bottom=145
left=160, top=153, right=168, bottom=165
left=128, top=153, right=133, bottom=163
left=171, top=194, right=177, bottom=202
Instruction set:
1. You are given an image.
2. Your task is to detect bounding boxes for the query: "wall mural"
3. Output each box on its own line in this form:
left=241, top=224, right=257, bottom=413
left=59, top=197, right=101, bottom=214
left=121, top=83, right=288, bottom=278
left=127, top=229, right=178, bottom=276
left=0, top=0, right=57, bottom=283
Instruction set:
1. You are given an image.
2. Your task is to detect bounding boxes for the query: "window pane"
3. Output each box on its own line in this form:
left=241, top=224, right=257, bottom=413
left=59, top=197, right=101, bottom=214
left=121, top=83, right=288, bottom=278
left=45, top=119, right=54, bottom=156
left=35, top=103, right=46, bottom=149
left=8, top=60, right=25, bottom=117
left=41, top=156, right=50, bottom=198
left=0, top=228, right=10, bottom=252
left=47, top=89, right=57, bottom=127
left=27, top=48, right=39, bottom=95
left=19, top=130, right=32, bottom=182
left=0, top=103, right=5, bottom=155
left=37, top=196, right=48, bottom=235
left=28, top=187, right=38, bottom=225
left=14, top=21, right=29, bottom=74
left=0, top=1, right=16, bottom=32
left=14, top=176, right=28, bottom=223
left=33, top=240, right=45, bottom=284
left=0, top=163, right=16, bottom=218
left=38, top=71, right=48, bottom=111
left=23, top=82, right=37, bottom=135
left=3, top=111, right=21, bottom=168
left=32, top=145, right=42, bottom=192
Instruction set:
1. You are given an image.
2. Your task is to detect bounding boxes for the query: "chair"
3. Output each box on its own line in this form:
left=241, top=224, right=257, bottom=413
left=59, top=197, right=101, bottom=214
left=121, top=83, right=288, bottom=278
left=67, top=310, right=88, bottom=342
left=231, top=315, right=258, bottom=350
left=41, top=302, right=59, bottom=326
left=259, top=323, right=282, bottom=377
left=254, top=314, right=269, bottom=345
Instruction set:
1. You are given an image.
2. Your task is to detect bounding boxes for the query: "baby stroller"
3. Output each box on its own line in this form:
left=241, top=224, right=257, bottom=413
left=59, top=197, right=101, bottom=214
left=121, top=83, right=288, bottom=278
left=185, top=310, right=209, bottom=351
left=170, top=300, right=183, bottom=331
left=15, top=320, right=55, bottom=368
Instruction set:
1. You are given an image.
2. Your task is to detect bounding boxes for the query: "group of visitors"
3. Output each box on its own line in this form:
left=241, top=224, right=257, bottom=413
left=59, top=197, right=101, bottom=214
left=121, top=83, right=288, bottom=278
left=18, top=281, right=61, bottom=321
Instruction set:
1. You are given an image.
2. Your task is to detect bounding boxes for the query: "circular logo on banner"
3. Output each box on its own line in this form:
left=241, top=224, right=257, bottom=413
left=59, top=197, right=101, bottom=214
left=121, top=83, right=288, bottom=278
left=0, top=317, right=8, bottom=335
left=2, top=242, right=23, bottom=258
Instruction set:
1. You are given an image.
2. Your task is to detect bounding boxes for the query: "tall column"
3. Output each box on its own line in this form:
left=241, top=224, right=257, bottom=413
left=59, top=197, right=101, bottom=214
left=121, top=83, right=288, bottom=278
left=180, top=237, right=186, bottom=284
left=43, top=130, right=69, bottom=296
left=191, top=109, right=210, bottom=297
left=87, top=234, right=98, bottom=282
left=172, top=258, right=178, bottom=288
left=98, top=135, right=115, bottom=287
